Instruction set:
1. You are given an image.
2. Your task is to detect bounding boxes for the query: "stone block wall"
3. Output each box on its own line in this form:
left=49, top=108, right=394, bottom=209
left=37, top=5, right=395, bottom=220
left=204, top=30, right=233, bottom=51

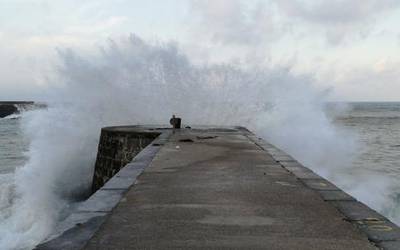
left=92, top=126, right=160, bottom=192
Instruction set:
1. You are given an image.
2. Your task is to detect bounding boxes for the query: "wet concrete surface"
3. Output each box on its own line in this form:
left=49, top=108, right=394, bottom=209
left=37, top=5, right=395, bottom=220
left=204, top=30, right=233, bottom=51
left=83, top=129, right=377, bottom=250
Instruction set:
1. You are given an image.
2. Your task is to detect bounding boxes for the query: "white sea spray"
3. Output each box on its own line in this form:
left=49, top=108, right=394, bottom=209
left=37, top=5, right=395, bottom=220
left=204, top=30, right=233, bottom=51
left=0, top=35, right=361, bottom=249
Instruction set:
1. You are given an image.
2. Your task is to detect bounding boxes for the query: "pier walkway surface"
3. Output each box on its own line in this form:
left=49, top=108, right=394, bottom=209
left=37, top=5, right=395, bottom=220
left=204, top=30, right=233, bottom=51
left=81, top=128, right=377, bottom=250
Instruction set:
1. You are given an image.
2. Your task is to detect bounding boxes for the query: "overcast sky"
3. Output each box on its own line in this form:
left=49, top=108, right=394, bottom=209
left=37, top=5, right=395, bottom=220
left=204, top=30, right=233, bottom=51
left=0, top=0, right=399, bottom=101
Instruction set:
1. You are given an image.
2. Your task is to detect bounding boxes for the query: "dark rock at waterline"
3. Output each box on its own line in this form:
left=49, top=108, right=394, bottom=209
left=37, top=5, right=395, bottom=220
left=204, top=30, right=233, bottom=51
left=0, top=104, right=18, bottom=118
left=0, top=101, right=36, bottom=118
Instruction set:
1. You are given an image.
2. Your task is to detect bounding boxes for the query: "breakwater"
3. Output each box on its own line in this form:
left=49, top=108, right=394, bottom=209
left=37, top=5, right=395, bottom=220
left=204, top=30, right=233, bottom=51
left=36, top=126, right=400, bottom=250
left=0, top=101, right=39, bottom=118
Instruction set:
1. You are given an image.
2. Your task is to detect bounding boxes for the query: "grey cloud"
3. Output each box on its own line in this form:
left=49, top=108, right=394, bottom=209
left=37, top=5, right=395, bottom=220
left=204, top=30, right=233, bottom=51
left=275, top=0, right=400, bottom=45
left=277, top=0, right=398, bottom=24
left=325, top=61, right=400, bottom=101
left=190, top=0, right=283, bottom=46
left=189, top=0, right=400, bottom=47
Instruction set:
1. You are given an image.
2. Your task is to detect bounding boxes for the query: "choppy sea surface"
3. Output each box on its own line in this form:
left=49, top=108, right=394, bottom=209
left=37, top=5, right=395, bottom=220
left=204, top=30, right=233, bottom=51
left=1, top=102, right=400, bottom=223
left=0, top=115, right=28, bottom=174
left=336, top=102, right=400, bottom=177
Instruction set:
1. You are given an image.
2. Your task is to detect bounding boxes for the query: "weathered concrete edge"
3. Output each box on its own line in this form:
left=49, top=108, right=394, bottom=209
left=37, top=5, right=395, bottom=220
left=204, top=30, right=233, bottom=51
left=238, top=127, right=400, bottom=250
left=35, top=130, right=172, bottom=250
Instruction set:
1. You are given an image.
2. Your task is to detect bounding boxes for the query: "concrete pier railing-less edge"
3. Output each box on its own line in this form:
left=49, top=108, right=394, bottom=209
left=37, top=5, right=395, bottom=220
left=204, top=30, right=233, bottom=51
left=35, top=126, right=400, bottom=250
left=244, top=130, right=400, bottom=250
left=35, top=126, right=172, bottom=250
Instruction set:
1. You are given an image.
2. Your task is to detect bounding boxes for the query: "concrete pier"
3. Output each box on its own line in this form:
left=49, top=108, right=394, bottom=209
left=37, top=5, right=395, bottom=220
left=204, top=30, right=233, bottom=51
left=36, top=127, right=400, bottom=249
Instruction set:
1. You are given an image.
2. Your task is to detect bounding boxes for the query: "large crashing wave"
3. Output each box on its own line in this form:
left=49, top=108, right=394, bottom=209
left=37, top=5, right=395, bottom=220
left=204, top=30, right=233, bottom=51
left=0, top=35, right=357, bottom=249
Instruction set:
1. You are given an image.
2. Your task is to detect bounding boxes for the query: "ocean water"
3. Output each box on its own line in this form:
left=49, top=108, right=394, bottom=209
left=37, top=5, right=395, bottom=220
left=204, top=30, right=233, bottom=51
left=332, top=102, right=400, bottom=221
left=336, top=102, right=400, bottom=178
left=0, top=116, right=28, bottom=174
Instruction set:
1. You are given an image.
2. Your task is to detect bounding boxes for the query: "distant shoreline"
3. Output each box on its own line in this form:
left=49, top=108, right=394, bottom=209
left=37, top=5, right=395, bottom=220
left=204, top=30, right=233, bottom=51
left=0, top=101, right=44, bottom=118
left=0, top=101, right=35, bottom=105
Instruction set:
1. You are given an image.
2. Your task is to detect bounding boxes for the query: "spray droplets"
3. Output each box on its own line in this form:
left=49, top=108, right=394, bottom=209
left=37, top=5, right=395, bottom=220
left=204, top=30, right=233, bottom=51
left=0, top=35, right=355, bottom=249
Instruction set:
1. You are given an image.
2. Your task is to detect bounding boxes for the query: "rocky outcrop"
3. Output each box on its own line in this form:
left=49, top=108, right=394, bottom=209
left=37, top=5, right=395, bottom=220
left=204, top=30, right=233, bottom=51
left=0, top=101, right=43, bottom=118
left=0, top=104, right=18, bottom=118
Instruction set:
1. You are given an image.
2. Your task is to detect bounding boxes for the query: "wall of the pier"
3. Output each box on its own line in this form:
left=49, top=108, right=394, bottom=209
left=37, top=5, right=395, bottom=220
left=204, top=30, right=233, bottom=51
left=91, top=127, right=160, bottom=192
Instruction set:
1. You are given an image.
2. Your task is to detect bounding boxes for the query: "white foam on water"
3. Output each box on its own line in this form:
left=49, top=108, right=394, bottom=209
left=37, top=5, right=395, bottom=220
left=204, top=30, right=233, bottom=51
left=1, top=114, right=22, bottom=120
